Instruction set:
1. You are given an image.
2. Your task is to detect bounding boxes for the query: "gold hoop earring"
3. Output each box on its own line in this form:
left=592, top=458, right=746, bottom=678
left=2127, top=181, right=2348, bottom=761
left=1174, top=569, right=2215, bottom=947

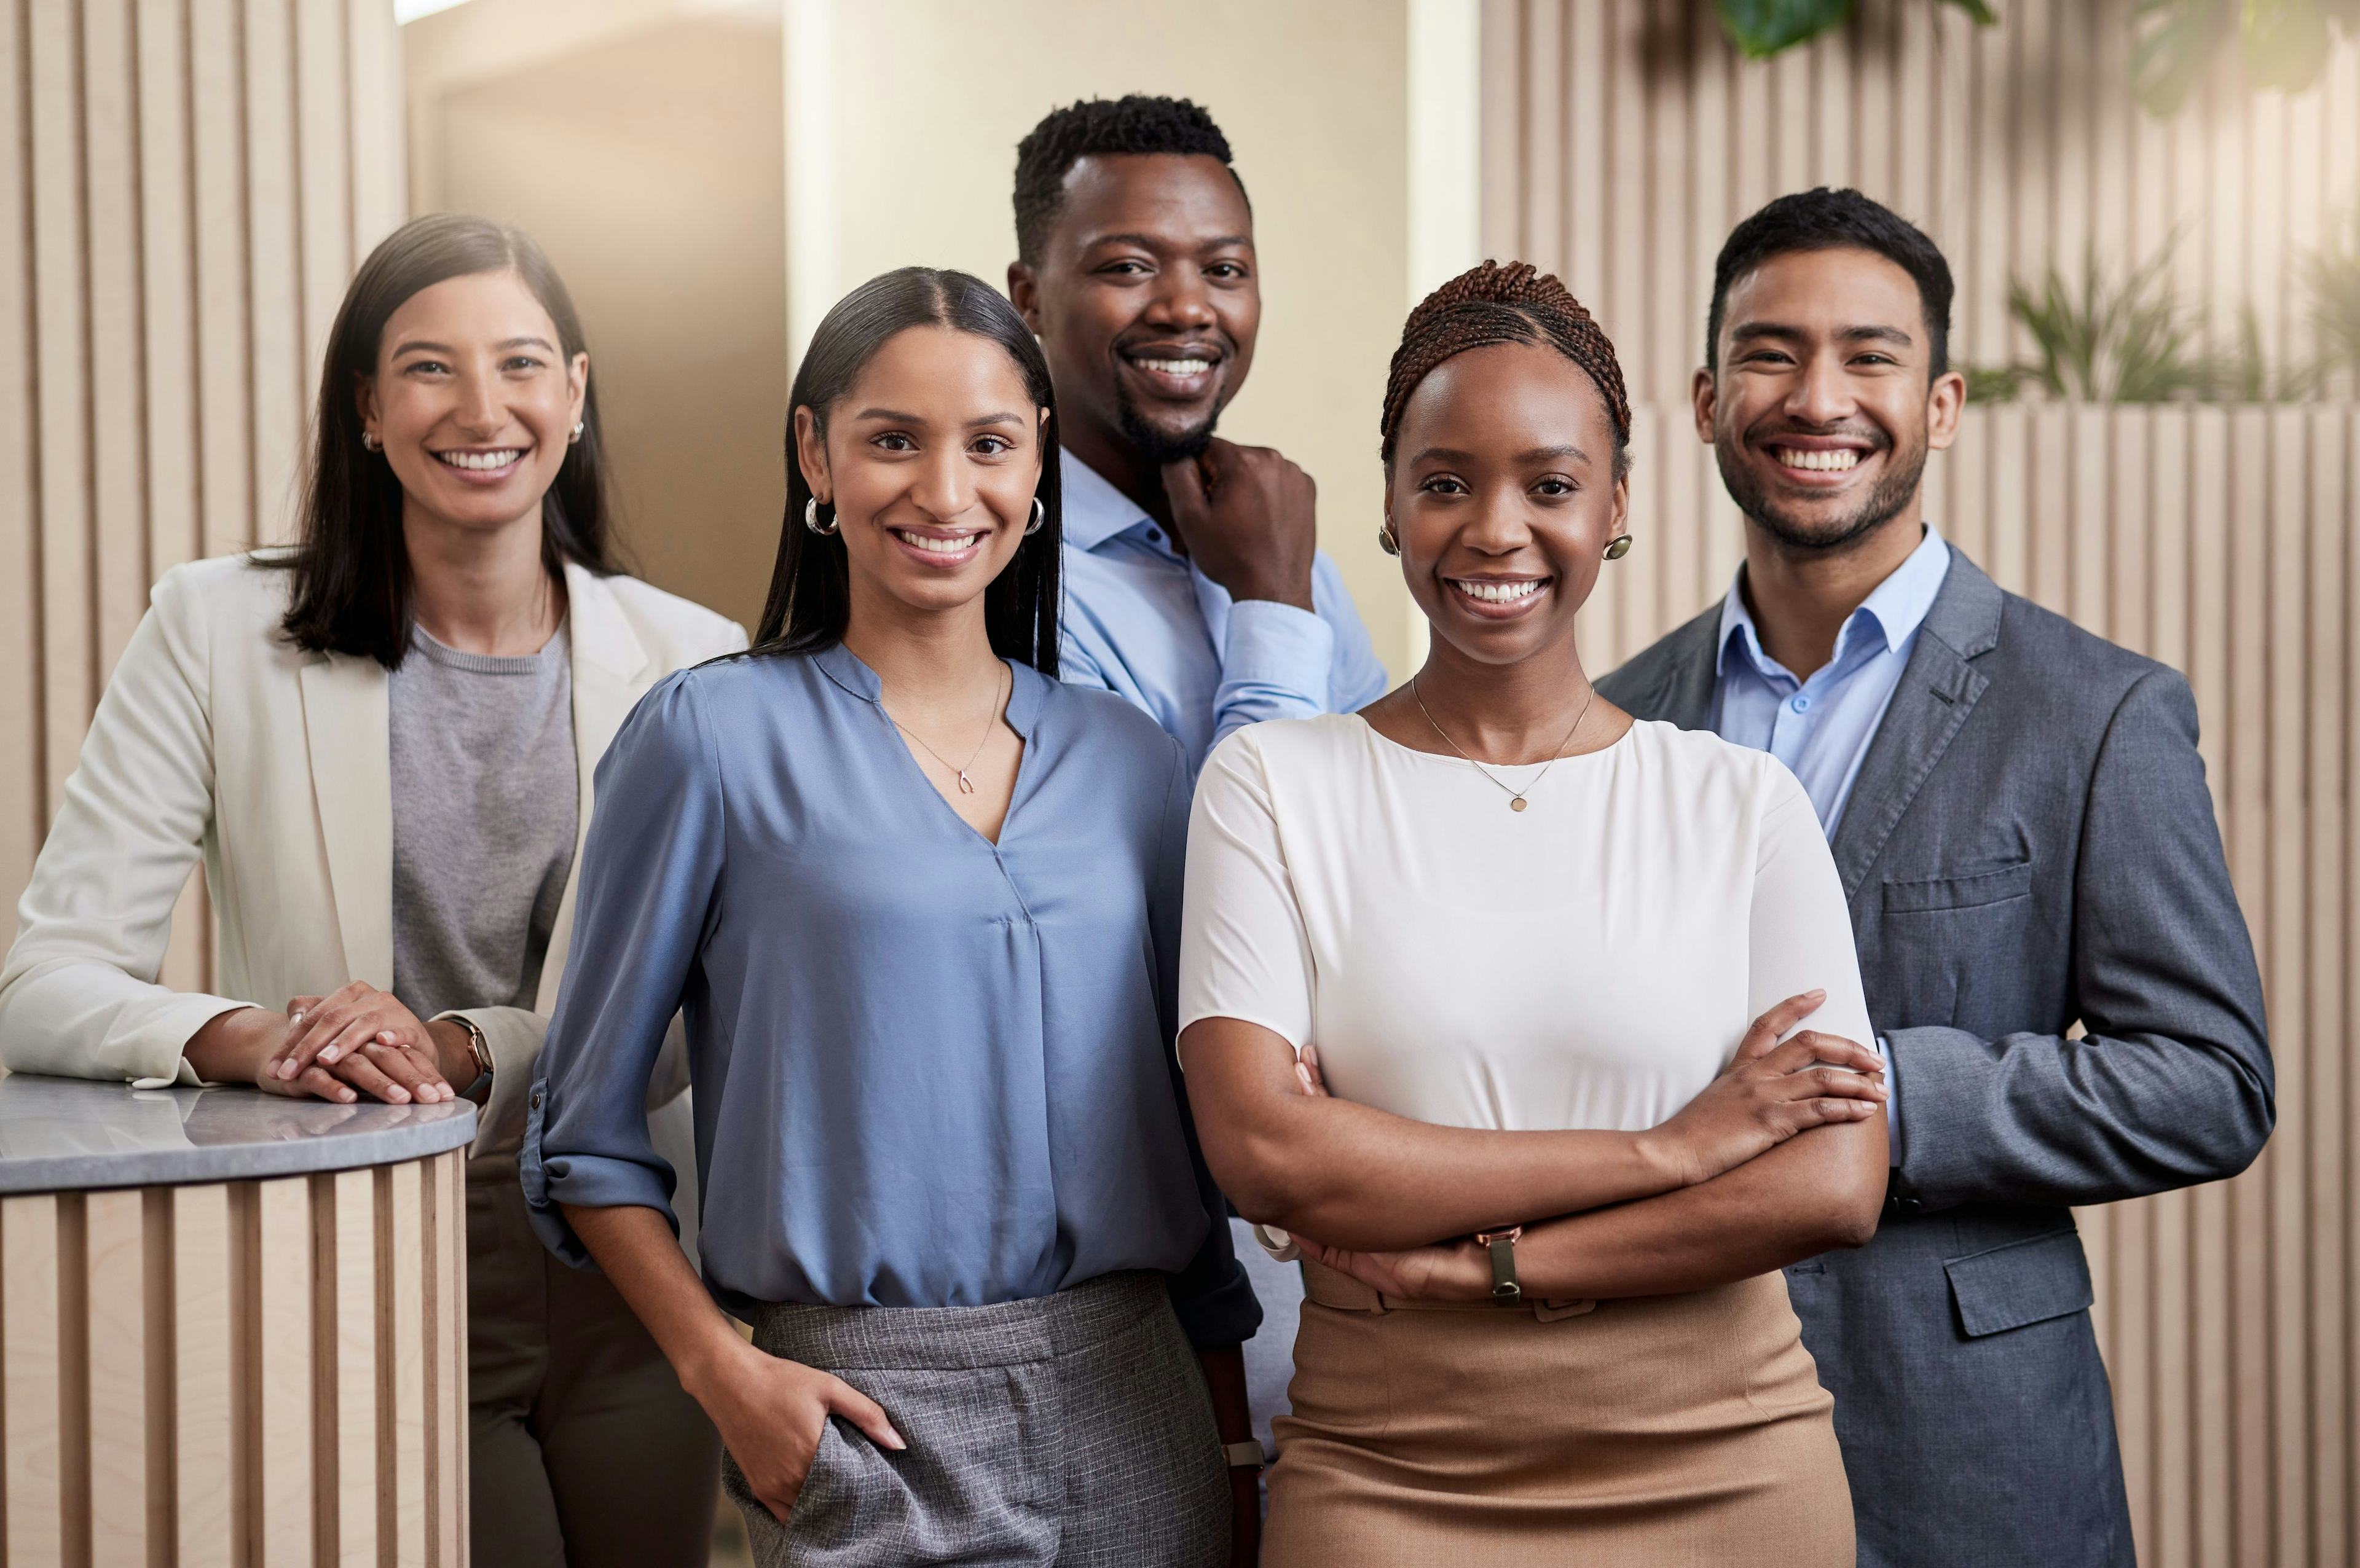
left=1603, top=535, right=1632, bottom=561
left=1377, top=524, right=1400, bottom=557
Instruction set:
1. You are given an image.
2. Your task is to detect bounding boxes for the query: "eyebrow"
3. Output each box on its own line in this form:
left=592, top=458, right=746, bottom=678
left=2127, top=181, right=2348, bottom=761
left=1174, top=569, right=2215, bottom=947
left=851, top=408, right=1028, bottom=428
left=1411, top=442, right=1592, bottom=466
left=1084, top=231, right=1254, bottom=253
left=1729, top=321, right=1915, bottom=348
left=390, top=335, right=559, bottom=357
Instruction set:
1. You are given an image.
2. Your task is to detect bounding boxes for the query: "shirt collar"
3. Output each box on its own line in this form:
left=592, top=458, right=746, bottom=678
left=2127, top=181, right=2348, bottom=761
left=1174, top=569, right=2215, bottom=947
left=1717, top=523, right=1952, bottom=678
left=1060, top=449, right=1155, bottom=552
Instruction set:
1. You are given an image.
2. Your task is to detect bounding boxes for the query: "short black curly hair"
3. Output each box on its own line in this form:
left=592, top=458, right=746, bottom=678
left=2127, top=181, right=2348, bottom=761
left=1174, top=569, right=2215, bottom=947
left=1012, top=95, right=1246, bottom=267
left=1708, top=187, right=1954, bottom=377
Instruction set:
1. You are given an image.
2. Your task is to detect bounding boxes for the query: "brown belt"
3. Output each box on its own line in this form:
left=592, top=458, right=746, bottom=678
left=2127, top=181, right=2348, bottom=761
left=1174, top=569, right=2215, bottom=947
left=1299, top=1259, right=1599, bottom=1323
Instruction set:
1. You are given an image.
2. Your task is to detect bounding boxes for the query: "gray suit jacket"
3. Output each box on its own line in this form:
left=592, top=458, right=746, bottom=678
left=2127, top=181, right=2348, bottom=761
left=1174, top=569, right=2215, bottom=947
left=1598, top=546, right=2272, bottom=1568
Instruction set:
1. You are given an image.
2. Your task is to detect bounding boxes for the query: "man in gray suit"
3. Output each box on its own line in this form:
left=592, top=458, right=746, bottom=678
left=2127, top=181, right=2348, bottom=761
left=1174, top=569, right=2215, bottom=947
left=1598, top=188, right=2272, bottom=1567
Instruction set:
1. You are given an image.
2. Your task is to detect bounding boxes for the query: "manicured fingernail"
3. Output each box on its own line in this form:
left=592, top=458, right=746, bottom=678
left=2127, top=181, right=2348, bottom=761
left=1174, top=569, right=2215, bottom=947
left=1806, top=989, right=1826, bottom=998
left=339, top=1089, right=355, bottom=1103
left=289, top=1011, right=305, bottom=1025
left=883, top=1428, right=906, bottom=1451
left=387, top=1088, right=409, bottom=1103
left=319, top=1048, right=338, bottom=1064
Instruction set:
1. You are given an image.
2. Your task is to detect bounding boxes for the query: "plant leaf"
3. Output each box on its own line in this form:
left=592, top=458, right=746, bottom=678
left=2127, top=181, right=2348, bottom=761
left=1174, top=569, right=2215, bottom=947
left=1717, top=0, right=1857, bottom=58
left=2133, top=0, right=2236, bottom=116
left=2241, top=0, right=2335, bottom=92
left=1937, top=0, right=2002, bottom=23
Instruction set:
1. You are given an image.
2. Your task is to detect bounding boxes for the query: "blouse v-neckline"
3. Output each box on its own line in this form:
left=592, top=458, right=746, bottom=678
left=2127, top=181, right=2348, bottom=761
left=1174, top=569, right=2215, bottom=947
left=812, top=641, right=1042, bottom=849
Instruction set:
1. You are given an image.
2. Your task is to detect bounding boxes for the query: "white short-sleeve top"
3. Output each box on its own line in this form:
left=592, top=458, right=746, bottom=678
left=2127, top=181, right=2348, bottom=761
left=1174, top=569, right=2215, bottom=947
left=1179, top=714, right=1873, bottom=1134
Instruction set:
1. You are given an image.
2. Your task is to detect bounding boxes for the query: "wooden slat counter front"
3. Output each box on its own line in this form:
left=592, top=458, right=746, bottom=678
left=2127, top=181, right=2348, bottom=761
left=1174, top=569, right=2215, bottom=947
left=0, top=1075, right=474, bottom=1567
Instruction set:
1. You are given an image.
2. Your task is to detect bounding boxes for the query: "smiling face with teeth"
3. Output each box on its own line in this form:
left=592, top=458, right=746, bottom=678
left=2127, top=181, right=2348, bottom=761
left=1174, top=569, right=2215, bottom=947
left=1008, top=153, right=1256, bottom=490
left=1695, top=246, right=1964, bottom=555
left=357, top=270, right=588, bottom=544
left=793, top=324, right=1048, bottom=628
left=1386, top=342, right=1630, bottom=674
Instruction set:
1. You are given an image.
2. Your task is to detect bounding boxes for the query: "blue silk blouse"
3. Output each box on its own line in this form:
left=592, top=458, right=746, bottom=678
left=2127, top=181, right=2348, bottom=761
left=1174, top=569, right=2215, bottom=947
left=521, top=642, right=1257, bottom=1347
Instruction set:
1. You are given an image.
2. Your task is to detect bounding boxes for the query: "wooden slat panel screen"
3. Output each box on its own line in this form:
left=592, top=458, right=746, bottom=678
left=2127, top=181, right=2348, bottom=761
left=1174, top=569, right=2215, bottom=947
left=0, top=0, right=405, bottom=995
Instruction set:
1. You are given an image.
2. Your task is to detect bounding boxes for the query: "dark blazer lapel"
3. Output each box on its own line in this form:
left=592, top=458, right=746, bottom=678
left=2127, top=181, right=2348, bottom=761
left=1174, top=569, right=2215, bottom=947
left=1827, top=547, right=2005, bottom=902
left=1612, top=603, right=1721, bottom=731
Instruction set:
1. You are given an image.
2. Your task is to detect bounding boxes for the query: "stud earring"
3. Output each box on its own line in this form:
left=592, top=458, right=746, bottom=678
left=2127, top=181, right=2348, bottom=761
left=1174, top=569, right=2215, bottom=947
left=1025, top=497, right=1046, bottom=536
left=568, top=421, right=584, bottom=445
left=361, top=431, right=381, bottom=452
left=1377, top=523, right=1400, bottom=557
left=804, top=497, right=840, bottom=536
left=1603, top=535, right=1632, bottom=560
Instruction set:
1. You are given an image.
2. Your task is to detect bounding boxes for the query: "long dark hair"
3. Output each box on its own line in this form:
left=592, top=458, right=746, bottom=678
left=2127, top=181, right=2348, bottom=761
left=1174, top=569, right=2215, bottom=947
left=272, top=213, right=621, bottom=667
left=754, top=267, right=1061, bottom=674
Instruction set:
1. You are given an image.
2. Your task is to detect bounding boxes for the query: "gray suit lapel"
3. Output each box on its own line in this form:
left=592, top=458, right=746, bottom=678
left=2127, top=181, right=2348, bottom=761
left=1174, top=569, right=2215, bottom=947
left=1827, top=548, right=2005, bottom=902
left=1610, top=604, right=1721, bottom=731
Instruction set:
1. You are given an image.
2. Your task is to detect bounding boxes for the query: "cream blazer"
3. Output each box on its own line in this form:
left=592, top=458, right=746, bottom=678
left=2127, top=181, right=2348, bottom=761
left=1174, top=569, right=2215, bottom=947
left=0, top=552, right=747, bottom=1185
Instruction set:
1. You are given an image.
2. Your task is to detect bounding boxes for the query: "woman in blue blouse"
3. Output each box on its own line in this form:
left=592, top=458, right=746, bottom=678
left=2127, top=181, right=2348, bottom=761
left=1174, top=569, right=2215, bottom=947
left=522, top=267, right=1260, bottom=1568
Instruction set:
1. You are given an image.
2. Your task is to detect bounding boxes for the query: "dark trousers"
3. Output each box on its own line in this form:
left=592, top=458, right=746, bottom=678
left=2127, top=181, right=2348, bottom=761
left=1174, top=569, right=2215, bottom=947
left=468, top=1173, right=722, bottom=1568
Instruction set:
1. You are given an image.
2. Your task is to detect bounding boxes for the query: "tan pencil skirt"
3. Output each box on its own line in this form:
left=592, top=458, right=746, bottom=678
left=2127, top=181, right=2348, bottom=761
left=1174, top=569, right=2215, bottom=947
left=1263, top=1262, right=1855, bottom=1568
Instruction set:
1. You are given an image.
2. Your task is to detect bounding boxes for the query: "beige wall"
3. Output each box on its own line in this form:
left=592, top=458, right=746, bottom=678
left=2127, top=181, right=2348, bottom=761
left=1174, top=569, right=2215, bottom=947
left=405, top=0, right=788, bottom=633
left=785, top=0, right=1428, bottom=675
left=1487, top=4, right=2360, bottom=1565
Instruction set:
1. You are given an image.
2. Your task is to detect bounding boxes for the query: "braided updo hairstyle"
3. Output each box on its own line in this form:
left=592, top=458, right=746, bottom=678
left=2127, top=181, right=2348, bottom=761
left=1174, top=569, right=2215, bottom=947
left=1379, top=261, right=1632, bottom=479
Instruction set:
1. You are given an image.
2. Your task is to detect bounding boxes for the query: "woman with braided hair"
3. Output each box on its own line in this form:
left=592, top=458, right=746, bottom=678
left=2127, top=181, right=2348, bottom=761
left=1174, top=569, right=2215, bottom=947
left=1174, top=262, right=1885, bottom=1564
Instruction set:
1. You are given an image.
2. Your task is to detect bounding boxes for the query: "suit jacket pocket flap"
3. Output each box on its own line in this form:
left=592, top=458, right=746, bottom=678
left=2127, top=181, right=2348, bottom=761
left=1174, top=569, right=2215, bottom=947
left=1946, top=1228, right=2091, bottom=1338
left=1884, top=860, right=2035, bottom=913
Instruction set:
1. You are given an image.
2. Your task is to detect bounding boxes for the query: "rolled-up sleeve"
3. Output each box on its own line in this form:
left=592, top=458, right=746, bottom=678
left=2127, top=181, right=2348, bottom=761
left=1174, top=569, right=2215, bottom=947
left=522, top=670, right=726, bottom=1266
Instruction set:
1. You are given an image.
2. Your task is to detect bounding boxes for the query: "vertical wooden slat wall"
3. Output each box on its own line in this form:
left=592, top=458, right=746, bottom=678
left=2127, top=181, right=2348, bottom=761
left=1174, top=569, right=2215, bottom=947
left=0, top=0, right=404, bottom=993
left=1481, top=0, right=2360, bottom=407
left=0, top=1151, right=471, bottom=1567
left=1485, top=5, right=2360, bottom=1563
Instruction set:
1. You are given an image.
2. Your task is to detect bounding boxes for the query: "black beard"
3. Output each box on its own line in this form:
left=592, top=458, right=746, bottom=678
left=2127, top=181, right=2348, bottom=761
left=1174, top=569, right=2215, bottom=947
left=1716, top=434, right=1926, bottom=554
left=1114, top=378, right=1219, bottom=466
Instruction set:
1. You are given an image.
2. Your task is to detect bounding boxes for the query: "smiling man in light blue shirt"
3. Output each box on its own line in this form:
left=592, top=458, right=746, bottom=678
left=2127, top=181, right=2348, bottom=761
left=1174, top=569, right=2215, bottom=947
left=1006, top=98, right=1386, bottom=775
left=1005, top=98, right=1388, bottom=1506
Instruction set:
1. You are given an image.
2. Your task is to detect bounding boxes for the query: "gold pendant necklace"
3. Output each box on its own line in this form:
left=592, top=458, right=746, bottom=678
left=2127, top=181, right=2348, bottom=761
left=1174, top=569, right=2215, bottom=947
left=887, top=662, right=1009, bottom=795
left=1410, top=676, right=1596, bottom=812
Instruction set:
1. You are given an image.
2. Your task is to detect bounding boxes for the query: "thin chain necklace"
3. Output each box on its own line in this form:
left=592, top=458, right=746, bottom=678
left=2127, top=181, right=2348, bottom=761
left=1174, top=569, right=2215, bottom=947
left=1409, top=675, right=1597, bottom=813
left=886, top=661, right=1009, bottom=795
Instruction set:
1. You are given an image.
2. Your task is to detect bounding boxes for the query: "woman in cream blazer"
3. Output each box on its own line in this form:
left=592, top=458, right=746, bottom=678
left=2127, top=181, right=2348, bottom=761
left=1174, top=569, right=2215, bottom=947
left=0, top=214, right=742, bottom=1568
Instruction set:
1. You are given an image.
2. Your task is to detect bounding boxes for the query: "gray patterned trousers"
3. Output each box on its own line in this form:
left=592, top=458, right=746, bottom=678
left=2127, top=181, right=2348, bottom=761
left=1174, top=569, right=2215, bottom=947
left=726, top=1271, right=1230, bottom=1567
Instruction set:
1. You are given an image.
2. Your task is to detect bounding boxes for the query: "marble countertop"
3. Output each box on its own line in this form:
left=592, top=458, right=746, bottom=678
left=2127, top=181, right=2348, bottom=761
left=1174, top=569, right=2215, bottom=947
left=0, top=1074, right=475, bottom=1193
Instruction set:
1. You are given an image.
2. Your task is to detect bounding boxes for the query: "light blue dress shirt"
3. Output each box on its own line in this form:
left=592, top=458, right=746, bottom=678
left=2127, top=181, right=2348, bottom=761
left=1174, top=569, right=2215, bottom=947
left=1710, top=525, right=1954, bottom=836
left=521, top=644, right=1259, bottom=1346
left=1056, top=450, right=1392, bottom=767
left=1710, top=523, right=1951, bottom=1161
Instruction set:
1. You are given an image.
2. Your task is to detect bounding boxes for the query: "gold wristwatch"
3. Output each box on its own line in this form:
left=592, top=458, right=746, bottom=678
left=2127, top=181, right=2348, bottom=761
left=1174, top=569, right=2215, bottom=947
left=450, top=1014, right=494, bottom=1102
left=1474, top=1225, right=1525, bottom=1302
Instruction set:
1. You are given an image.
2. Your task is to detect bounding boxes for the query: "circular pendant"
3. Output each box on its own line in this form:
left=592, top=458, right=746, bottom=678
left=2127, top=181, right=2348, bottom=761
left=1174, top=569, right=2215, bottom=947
left=1510, top=796, right=1528, bottom=812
